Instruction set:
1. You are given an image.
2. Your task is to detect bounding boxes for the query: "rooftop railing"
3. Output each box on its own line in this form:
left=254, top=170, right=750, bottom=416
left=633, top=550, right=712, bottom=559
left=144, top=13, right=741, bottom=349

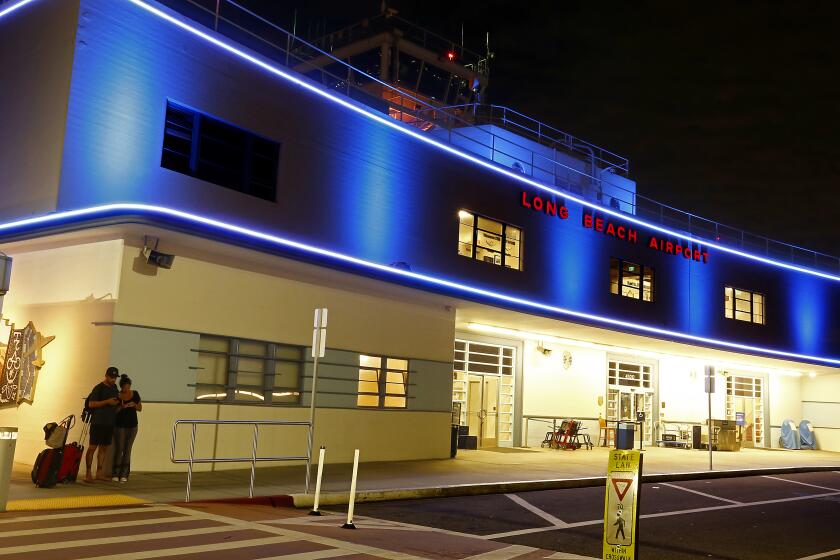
left=151, top=0, right=840, bottom=275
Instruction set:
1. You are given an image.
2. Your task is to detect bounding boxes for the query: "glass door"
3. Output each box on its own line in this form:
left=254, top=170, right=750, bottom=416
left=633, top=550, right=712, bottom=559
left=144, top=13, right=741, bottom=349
left=611, top=389, right=653, bottom=445
left=467, top=374, right=499, bottom=448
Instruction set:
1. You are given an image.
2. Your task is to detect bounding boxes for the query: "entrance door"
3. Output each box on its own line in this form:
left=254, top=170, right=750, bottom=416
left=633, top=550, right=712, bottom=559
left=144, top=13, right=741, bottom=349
left=467, top=374, right=499, bottom=448
left=614, top=389, right=653, bottom=444
left=725, top=375, right=764, bottom=447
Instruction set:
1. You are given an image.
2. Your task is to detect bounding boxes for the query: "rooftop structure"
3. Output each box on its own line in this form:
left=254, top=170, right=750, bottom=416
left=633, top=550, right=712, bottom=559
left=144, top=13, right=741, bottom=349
left=160, top=0, right=838, bottom=275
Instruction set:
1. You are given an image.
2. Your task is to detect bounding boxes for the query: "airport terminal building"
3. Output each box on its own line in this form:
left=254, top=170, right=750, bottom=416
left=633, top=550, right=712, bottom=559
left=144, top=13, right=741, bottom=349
left=0, top=0, right=839, bottom=471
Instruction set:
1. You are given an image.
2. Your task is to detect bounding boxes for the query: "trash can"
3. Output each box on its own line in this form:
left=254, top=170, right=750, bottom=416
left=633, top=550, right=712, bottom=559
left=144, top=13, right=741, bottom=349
left=616, top=421, right=635, bottom=450
left=0, top=427, right=18, bottom=512
left=450, top=425, right=459, bottom=458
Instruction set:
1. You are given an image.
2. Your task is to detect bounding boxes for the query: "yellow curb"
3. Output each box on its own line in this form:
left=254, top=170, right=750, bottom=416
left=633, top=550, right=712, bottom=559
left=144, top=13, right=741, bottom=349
left=5, top=494, right=150, bottom=511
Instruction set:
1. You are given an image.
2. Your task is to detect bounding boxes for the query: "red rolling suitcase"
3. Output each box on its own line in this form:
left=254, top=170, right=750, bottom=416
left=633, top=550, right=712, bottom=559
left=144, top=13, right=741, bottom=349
left=31, top=447, right=62, bottom=488
left=58, top=415, right=89, bottom=483
left=31, top=414, right=83, bottom=487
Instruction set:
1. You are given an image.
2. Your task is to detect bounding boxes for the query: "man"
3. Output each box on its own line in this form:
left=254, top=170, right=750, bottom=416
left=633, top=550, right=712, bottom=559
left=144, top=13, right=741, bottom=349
left=85, top=366, right=120, bottom=482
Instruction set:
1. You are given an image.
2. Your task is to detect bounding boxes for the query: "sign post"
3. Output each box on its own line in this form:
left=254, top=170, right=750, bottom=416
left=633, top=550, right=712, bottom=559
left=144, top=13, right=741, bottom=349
left=704, top=365, right=715, bottom=471
left=305, top=308, right=328, bottom=494
left=603, top=448, right=643, bottom=560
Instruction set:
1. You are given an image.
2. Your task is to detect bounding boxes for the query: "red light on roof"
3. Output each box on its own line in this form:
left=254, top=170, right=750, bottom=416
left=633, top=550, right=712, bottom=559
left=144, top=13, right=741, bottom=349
left=446, top=50, right=456, bottom=62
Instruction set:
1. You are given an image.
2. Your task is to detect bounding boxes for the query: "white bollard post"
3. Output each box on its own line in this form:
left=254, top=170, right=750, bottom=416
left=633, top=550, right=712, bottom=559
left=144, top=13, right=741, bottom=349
left=342, top=449, right=360, bottom=529
left=309, top=446, right=326, bottom=516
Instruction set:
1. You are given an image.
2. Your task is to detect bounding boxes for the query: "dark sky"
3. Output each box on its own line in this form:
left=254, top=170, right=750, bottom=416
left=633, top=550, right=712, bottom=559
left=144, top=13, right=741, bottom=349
left=242, top=0, right=840, bottom=257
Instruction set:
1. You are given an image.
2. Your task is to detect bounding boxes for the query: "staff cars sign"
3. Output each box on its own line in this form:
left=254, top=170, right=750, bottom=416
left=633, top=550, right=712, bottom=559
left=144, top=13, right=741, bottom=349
left=603, top=449, right=643, bottom=560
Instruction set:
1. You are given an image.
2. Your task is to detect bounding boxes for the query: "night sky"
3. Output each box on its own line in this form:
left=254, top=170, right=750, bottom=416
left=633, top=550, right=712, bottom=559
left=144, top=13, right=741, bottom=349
left=242, top=0, right=840, bottom=257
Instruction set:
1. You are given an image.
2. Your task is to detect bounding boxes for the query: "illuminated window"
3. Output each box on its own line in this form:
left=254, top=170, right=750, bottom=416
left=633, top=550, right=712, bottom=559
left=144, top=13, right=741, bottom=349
left=724, top=286, right=765, bottom=324
left=162, top=101, right=280, bottom=202
left=610, top=258, right=654, bottom=302
left=357, top=355, right=408, bottom=408
left=457, top=211, right=522, bottom=270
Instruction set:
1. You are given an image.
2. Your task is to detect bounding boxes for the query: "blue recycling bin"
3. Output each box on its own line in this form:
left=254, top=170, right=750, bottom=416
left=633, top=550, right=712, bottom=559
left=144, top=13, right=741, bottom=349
left=616, top=421, right=635, bottom=450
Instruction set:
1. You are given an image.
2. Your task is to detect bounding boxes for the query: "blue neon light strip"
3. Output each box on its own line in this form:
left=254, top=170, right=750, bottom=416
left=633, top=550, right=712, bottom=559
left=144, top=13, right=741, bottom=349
left=1, top=0, right=838, bottom=283
left=0, top=0, right=37, bottom=19
left=1, top=203, right=838, bottom=367
left=117, top=0, right=840, bottom=284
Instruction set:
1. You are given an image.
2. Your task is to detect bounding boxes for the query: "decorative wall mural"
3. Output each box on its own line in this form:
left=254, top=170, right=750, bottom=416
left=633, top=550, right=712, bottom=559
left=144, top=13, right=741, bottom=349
left=0, top=321, right=54, bottom=408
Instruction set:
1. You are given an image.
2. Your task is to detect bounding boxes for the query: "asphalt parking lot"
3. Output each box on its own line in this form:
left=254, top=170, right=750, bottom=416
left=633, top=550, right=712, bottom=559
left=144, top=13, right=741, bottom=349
left=347, top=471, right=840, bottom=560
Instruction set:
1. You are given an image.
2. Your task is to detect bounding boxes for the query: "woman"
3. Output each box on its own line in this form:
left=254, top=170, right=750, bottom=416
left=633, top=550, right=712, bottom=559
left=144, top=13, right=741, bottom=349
left=112, top=374, right=142, bottom=482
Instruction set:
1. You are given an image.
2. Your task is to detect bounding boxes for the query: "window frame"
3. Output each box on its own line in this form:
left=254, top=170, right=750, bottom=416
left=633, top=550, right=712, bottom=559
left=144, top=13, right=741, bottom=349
left=162, top=100, right=280, bottom=202
left=457, top=210, right=523, bottom=271
left=192, top=335, right=304, bottom=404
left=724, top=285, right=766, bottom=325
left=357, top=354, right=409, bottom=409
left=610, top=257, right=655, bottom=302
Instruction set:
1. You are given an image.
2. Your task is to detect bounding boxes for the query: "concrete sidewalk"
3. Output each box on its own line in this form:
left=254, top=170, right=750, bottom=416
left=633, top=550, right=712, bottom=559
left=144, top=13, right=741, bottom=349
left=7, top=446, right=840, bottom=511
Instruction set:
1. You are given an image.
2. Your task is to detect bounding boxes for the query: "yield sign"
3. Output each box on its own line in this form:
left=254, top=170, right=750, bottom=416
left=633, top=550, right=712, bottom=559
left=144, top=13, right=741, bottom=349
left=611, top=478, right=633, bottom=501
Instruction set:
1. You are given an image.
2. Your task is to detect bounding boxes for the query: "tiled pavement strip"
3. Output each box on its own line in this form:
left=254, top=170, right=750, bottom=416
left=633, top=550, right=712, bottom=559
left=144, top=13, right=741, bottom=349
left=0, top=502, right=562, bottom=560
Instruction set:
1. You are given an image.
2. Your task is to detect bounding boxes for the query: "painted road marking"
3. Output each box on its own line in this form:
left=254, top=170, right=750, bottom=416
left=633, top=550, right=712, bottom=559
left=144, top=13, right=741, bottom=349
left=546, top=552, right=600, bottom=559
left=505, top=493, right=568, bottom=527
left=795, top=549, right=840, bottom=560
left=163, top=505, right=431, bottom=560
left=6, top=493, right=148, bottom=511
left=462, top=544, right=540, bottom=559
left=0, top=524, right=254, bottom=555
left=763, top=475, right=840, bottom=492
left=482, top=489, right=840, bottom=540
left=661, top=482, right=743, bottom=504
left=72, top=536, right=299, bottom=560
left=0, top=513, right=197, bottom=537
left=0, top=504, right=168, bottom=525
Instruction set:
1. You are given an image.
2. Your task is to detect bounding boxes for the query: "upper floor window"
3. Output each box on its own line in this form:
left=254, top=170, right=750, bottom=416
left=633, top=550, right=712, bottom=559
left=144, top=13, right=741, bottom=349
left=457, top=210, right=522, bottom=270
left=610, top=258, right=654, bottom=302
left=357, top=355, right=408, bottom=408
left=161, top=101, right=280, bottom=202
left=724, top=286, right=765, bottom=324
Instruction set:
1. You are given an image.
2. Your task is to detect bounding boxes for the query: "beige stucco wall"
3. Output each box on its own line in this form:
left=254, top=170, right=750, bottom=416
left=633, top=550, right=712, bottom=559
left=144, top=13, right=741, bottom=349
left=136, top=403, right=450, bottom=472
left=0, top=240, right=123, bottom=463
left=114, top=243, right=455, bottom=364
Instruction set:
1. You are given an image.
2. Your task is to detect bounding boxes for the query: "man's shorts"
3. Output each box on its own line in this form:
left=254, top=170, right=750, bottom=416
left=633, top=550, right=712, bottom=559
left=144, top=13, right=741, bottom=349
left=90, top=424, right=115, bottom=446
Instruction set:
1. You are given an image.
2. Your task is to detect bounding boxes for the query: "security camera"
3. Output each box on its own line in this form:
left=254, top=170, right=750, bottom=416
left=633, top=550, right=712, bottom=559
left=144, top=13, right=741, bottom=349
left=143, top=237, right=175, bottom=269
left=536, top=343, right=552, bottom=356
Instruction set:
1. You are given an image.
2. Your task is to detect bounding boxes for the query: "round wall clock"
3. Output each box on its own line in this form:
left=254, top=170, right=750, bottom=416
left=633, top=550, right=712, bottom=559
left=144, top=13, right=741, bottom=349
left=562, top=350, right=573, bottom=370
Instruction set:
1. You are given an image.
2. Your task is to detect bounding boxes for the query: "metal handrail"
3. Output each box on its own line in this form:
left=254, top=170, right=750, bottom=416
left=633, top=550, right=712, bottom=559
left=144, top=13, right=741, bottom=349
left=429, top=104, right=630, bottom=175
left=170, top=419, right=311, bottom=502
left=159, top=0, right=840, bottom=275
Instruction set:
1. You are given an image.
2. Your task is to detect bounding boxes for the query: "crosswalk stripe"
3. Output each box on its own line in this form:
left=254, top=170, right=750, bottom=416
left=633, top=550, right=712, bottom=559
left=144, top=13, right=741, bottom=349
left=0, top=524, right=253, bottom=555
left=248, top=550, right=358, bottom=560
left=68, top=536, right=298, bottom=560
left=162, top=505, right=430, bottom=560
left=0, top=513, right=199, bottom=537
left=0, top=505, right=169, bottom=525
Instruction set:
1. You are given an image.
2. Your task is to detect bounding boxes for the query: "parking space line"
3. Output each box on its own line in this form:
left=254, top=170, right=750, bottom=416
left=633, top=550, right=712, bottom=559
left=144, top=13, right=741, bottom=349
left=505, top=494, right=568, bottom=527
left=661, top=482, right=743, bottom=504
left=482, top=490, right=840, bottom=540
left=794, top=548, right=840, bottom=560
left=462, top=544, right=539, bottom=559
left=763, top=475, right=840, bottom=492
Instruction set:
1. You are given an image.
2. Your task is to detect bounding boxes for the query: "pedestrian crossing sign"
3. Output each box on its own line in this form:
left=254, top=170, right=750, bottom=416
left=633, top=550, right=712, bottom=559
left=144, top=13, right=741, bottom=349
left=603, top=449, right=643, bottom=560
